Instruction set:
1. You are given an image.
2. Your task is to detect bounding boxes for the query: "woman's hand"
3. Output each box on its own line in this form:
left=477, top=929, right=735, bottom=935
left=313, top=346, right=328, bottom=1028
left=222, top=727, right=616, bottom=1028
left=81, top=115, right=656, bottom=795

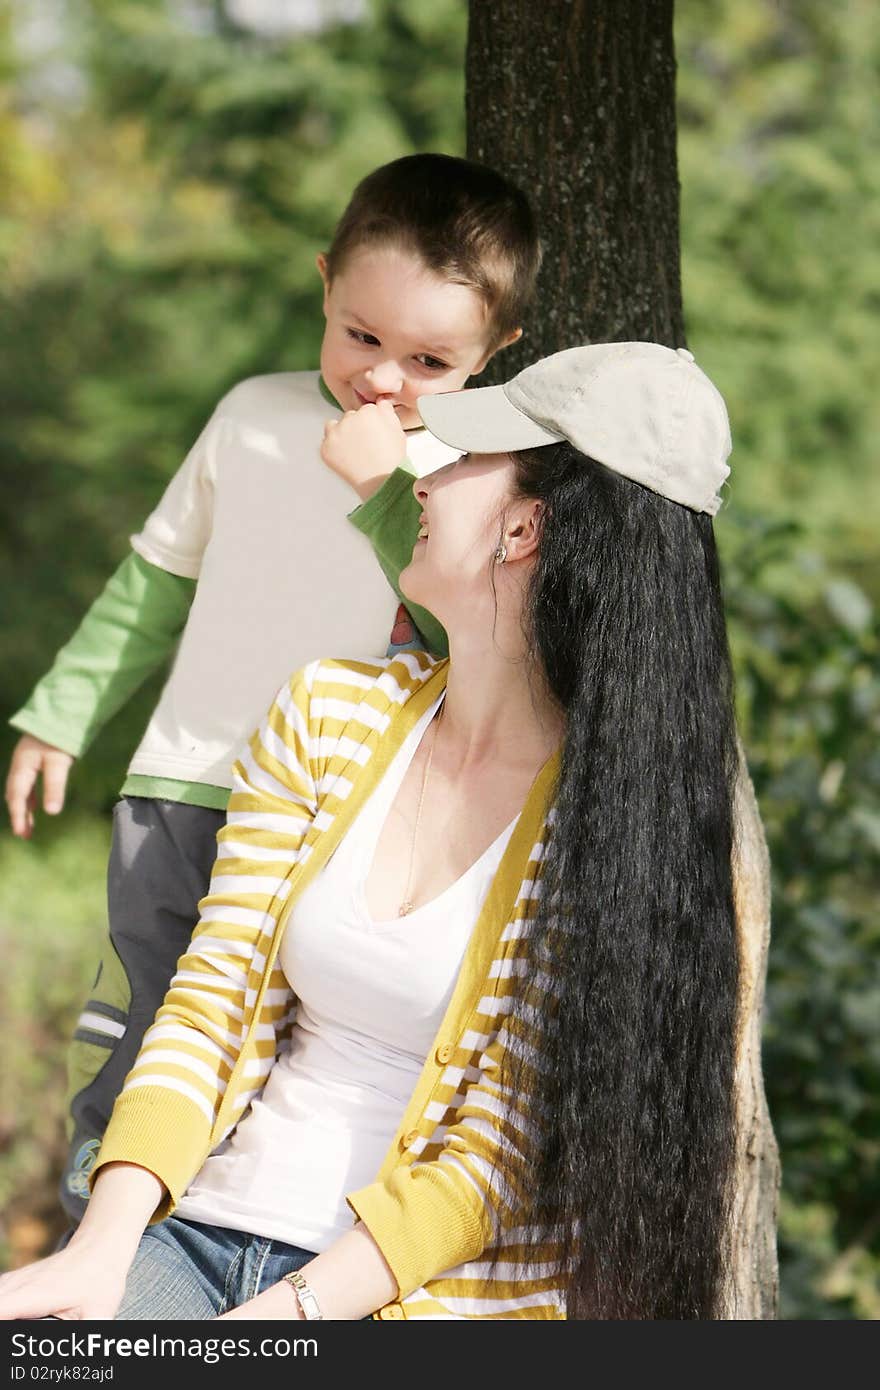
left=0, top=1240, right=129, bottom=1321
left=320, top=400, right=408, bottom=501
left=0, top=1162, right=165, bottom=1320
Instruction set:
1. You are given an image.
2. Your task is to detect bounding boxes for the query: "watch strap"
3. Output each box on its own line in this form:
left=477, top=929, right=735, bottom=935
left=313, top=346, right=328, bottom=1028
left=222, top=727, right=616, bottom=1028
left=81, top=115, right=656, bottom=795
left=283, top=1268, right=324, bottom=1320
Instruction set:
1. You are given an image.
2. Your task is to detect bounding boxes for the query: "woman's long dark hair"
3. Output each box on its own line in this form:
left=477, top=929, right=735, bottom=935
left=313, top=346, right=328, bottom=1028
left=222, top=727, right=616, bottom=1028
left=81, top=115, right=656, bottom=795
left=502, top=443, right=740, bottom=1319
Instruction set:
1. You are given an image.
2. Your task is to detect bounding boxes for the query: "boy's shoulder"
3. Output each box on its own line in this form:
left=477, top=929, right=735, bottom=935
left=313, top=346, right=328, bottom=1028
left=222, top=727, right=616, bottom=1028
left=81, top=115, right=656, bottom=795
left=214, top=370, right=336, bottom=429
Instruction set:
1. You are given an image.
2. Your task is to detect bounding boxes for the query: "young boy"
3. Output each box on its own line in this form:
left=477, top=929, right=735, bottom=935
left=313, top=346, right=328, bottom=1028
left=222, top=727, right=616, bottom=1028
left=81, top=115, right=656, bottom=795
left=5, top=152, right=540, bottom=1221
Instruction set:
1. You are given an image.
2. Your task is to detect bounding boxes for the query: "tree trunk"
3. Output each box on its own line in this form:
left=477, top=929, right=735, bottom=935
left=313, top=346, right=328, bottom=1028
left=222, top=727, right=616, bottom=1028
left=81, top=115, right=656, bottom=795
left=467, top=0, right=685, bottom=377
left=466, top=0, right=781, bottom=1318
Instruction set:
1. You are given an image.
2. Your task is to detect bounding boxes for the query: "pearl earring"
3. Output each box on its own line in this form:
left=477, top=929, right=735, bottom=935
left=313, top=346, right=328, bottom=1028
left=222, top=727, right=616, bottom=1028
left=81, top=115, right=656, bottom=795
left=494, top=543, right=508, bottom=564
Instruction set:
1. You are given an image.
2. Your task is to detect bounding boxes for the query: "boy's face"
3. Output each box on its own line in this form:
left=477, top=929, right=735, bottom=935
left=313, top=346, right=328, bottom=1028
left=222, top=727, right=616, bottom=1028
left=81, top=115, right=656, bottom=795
left=318, top=244, right=504, bottom=430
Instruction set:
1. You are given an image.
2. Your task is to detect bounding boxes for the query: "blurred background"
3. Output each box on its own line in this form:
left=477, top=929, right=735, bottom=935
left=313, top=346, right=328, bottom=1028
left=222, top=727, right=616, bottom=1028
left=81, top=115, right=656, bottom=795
left=1, top=0, right=877, bottom=1318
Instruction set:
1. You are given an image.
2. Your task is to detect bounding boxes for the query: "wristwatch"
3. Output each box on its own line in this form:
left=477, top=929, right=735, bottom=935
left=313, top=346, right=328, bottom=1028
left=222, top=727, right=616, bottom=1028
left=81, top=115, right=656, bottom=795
left=283, top=1269, right=324, bottom=1320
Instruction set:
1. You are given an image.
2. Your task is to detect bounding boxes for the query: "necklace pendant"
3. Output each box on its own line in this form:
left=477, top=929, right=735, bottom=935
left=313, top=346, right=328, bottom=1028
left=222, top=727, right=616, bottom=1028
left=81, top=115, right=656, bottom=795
left=398, top=900, right=413, bottom=917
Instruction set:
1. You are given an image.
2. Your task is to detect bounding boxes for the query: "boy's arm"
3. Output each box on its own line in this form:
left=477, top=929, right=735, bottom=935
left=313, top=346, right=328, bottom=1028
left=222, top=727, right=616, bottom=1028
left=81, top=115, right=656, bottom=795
left=6, top=553, right=195, bottom=834
left=10, top=552, right=195, bottom=758
left=320, top=402, right=449, bottom=658
left=348, top=469, right=449, bottom=658
left=7, top=405, right=217, bottom=836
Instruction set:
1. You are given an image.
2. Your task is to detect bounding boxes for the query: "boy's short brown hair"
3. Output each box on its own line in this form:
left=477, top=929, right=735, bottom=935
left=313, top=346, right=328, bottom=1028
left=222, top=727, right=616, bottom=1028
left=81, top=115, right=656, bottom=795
left=325, top=153, right=540, bottom=350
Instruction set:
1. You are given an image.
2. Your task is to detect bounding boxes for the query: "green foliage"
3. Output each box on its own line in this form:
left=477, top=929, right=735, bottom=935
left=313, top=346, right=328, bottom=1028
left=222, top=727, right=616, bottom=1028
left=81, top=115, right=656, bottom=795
left=677, top=0, right=879, bottom=581
left=1, top=0, right=876, bottom=1315
left=676, top=0, right=880, bottom=1315
left=0, top=817, right=110, bottom=1265
left=721, top=513, right=880, bottom=1318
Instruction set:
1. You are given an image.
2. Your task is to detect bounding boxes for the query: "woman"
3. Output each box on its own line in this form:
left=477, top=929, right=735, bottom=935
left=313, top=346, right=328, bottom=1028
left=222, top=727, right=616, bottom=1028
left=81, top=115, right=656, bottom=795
left=0, top=342, right=772, bottom=1321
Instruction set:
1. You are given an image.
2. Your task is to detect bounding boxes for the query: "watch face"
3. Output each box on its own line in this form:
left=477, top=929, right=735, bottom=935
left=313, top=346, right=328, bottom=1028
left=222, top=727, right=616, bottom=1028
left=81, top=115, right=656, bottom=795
left=287, top=1271, right=322, bottom=1319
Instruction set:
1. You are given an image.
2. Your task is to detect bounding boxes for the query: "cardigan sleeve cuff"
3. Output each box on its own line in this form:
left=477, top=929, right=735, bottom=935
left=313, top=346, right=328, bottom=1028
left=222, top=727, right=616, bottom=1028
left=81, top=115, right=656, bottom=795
left=91, top=1085, right=212, bottom=1223
left=346, top=1160, right=490, bottom=1298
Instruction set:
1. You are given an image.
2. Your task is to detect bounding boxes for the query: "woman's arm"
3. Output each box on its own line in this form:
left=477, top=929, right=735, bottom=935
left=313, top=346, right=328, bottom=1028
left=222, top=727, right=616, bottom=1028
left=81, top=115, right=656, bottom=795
left=219, top=1024, right=535, bottom=1320
left=344, top=1026, right=533, bottom=1298
left=0, top=1164, right=164, bottom=1320
left=218, top=1017, right=536, bottom=1317
left=0, top=670, right=327, bottom=1321
left=218, top=1224, right=397, bottom=1321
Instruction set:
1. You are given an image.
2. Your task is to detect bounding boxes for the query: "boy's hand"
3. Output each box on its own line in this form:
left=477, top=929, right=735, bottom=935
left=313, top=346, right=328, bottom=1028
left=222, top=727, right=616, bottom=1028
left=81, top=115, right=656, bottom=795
left=5, top=734, right=75, bottom=838
left=321, top=400, right=408, bottom=502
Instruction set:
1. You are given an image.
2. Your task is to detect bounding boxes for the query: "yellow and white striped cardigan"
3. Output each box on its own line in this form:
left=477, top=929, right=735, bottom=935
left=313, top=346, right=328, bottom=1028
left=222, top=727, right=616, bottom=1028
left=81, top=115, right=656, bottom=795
left=95, top=651, right=774, bottom=1319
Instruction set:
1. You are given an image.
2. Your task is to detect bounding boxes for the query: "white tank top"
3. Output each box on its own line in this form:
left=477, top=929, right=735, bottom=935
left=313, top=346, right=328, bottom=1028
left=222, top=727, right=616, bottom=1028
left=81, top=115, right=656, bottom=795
left=174, top=696, right=518, bottom=1249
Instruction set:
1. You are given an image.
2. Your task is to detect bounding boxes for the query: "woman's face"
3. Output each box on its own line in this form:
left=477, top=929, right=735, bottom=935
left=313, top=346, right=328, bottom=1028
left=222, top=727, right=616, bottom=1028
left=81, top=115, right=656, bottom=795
left=400, top=451, right=519, bottom=628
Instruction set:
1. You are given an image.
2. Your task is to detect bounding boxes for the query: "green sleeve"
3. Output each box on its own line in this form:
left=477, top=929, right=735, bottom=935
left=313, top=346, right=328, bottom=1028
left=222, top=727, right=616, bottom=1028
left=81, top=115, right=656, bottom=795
left=348, top=468, right=449, bottom=659
left=9, top=552, right=196, bottom=758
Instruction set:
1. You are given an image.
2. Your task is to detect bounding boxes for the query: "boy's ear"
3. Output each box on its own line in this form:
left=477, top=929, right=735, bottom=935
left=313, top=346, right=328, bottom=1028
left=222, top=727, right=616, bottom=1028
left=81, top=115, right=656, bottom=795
left=471, top=326, right=523, bottom=375
left=316, top=253, right=332, bottom=309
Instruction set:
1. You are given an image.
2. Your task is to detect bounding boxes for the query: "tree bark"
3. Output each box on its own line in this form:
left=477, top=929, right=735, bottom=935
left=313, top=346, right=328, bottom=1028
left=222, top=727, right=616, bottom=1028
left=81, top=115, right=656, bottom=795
left=467, top=0, right=685, bottom=378
left=466, top=0, right=781, bottom=1318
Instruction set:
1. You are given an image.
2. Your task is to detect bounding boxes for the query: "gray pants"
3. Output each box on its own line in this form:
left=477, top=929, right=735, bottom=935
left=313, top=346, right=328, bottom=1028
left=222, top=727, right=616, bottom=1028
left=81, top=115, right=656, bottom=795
left=60, top=796, right=226, bottom=1222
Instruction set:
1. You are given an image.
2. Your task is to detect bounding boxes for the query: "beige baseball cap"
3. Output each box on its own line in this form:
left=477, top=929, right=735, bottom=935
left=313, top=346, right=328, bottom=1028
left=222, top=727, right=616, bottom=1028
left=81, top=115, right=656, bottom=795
left=417, top=341, right=732, bottom=515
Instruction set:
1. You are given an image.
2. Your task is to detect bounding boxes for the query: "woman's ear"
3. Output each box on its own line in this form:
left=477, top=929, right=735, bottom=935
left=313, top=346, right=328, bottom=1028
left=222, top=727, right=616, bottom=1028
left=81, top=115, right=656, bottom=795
left=503, top=497, right=544, bottom=563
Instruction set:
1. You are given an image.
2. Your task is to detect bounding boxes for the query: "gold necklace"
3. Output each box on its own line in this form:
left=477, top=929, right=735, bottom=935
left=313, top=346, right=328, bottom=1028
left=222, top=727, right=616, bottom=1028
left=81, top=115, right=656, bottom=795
left=398, top=701, right=443, bottom=917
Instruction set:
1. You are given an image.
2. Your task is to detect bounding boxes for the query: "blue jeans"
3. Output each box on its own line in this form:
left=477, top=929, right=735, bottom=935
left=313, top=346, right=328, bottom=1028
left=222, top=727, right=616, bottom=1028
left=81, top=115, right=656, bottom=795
left=117, top=1217, right=318, bottom=1320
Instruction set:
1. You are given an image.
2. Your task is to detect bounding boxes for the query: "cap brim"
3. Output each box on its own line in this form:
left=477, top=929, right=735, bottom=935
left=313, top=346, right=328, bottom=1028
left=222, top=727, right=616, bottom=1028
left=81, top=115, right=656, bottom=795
left=417, top=383, right=563, bottom=454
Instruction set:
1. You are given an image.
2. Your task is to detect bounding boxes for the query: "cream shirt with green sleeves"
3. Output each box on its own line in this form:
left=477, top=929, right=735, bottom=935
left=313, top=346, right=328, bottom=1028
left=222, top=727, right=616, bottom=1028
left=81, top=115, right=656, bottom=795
left=95, top=651, right=775, bottom=1320
left=10, top=375, right=452, bottom=808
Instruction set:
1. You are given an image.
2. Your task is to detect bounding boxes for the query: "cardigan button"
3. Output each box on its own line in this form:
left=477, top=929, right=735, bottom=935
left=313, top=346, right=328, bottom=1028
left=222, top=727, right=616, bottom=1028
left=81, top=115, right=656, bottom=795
left=402, top=1128, right=420, bottom=1148
left=436, top=1043, right=455, bottom=1065
left=379, top=1304, right=405, bottom=1320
